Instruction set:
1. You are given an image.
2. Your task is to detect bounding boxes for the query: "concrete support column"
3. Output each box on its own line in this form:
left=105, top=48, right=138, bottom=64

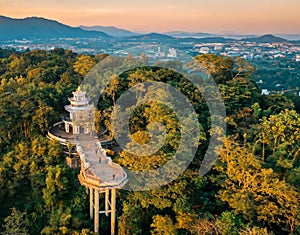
left=89, top=188, right=94, bottom=220
left=84, top=125, right=89, bottom=134
left=92, top=124, right=96, bottom=134
left=65, top=123, right=69, bottom=133
left=74, top=126, right=80, bottom=135
left=105, top=189, right=110, bottom=217
left=94, top=189, right=99, bottom=233
left=111, top=188, right=116, bottom=235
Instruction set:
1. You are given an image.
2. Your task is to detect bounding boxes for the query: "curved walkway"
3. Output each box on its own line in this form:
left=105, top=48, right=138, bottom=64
left=76, top=134, right=127, bottom=189
left=47, top=123, right=128, bottom=190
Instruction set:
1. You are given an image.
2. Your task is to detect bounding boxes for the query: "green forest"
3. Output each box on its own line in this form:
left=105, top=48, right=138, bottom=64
left=251, top=57, right=300, bottom=93
left=0, top=48, right=299, bottom=235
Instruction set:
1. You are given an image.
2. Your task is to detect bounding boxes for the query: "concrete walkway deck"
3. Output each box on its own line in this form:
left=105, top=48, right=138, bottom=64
left=47, top=123, right=128, bottom=190
left=76, top=134, right=127, bottom=189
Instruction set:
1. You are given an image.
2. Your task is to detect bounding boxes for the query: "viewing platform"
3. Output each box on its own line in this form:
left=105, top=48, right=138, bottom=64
left=47, top=126, right=128, bottom=190
left=47, top=121, right=115, bottom=146
left=46, top=87, right=128, bottom=234
left=76, top=134, right=128, bottom=190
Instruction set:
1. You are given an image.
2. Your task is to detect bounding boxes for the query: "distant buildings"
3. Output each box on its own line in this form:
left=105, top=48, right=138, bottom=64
left=156, top=47, right=177, bottom=58
left=198, top=47, right=210, bottom=54
left=167, top=48, right=177, bottom=57
left=157, top=47, right=165, bottom=57
left=261, top=89, right=271, bottom=95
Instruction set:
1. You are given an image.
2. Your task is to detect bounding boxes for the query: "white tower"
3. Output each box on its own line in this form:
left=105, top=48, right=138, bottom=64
left=64, top=86, right=96, bottom=136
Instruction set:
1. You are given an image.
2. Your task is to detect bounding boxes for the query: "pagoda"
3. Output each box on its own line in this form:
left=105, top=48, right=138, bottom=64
left=64, top=86, right=96, bottom=136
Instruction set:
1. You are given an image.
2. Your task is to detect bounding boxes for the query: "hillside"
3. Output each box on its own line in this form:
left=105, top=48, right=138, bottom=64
left=165, top=31, right=215, bottom=38
left=0, top=49, right=299, bottom=234
left=243, top=34, right=288, bottom=43
left=122, top=32, right=175, bottom=42
left=178, top=36, right=234, bottom=43
left=0, top=16, right=110, bottom=41
left=80, top=25, right=137, bottom=37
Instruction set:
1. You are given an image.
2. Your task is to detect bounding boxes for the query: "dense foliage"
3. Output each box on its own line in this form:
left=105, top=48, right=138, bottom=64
left=251, top=57, right=300, bottom=94
left=0, top=48, right=299, bottom=234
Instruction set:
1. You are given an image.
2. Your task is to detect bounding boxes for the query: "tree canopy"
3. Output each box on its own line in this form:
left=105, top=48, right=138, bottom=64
left=0, top=49, right=299, bottom=234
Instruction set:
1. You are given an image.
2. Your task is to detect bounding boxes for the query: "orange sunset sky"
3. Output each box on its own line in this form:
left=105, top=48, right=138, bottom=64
left=1, top=0, right=300, bottom=34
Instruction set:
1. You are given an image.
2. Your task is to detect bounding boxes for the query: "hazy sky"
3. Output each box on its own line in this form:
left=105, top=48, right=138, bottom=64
left=1, top=0, right=300, bottom=34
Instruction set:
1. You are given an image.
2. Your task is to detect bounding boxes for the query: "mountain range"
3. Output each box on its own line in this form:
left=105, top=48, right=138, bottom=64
left=0, top=16, right=110, bottom=41
left=241, top=34, right=288, bottom=43
left=79, top=25, right=137, bottom=37
left=0, top=15, right=299, bottom=43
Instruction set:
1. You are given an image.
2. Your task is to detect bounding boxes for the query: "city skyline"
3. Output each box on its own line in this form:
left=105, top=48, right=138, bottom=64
left=1, top=0, right=300, bottom=34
